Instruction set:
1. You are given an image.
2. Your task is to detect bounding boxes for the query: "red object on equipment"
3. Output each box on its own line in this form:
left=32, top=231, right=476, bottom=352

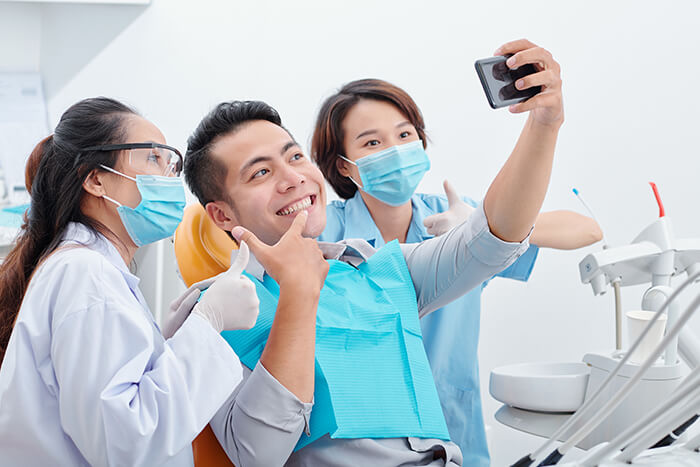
left=649, top=182, right=665, bottom=218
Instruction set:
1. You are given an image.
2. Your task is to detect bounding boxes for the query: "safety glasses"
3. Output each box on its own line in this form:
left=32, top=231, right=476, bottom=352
left=82, top=143, right=184, bottom=177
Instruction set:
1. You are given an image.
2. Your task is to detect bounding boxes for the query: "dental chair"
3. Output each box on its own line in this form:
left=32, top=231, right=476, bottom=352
left=173, top=203, right=236, bottom=467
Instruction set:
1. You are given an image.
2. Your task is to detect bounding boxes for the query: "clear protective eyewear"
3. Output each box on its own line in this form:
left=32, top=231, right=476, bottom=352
left=81, top=142, right=184, bottom=177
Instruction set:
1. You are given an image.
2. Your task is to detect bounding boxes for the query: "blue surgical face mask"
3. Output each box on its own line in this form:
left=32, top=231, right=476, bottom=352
left=100, top=165, right=186, bottom=247
left=339, top=140, right=430, bottom=207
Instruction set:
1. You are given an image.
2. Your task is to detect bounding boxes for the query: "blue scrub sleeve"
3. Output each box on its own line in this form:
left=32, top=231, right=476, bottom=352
left=495, top=244, right=539, bottom=282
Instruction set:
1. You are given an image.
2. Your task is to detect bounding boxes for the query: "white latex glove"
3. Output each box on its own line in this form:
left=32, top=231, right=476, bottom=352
left=422, top=180, right=475, bottom=236
left=162, top=272, right=222, bottom=339
left=192, top=241, right=260, bottom=333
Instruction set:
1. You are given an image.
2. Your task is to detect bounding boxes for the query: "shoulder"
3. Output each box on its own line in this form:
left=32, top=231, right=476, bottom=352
left=38, top=245, right=114, bottom=279
left=320, top=199, right=348, bottom=242
left=25, top=246, right=128, bottom=321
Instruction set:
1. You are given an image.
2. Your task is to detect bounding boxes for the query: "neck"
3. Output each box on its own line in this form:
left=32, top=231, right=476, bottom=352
left=110, top=236, right=137, bottom=266
left=358, top=191, right=413, bottom=244
left=82, top=197, right=137, bottom=266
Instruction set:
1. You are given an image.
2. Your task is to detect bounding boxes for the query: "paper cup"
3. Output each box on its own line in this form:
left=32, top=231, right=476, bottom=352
left=626, top=310, right=668, bottom=365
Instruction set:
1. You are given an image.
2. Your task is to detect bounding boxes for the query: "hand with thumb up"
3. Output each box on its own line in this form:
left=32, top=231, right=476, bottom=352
left=423, top=180, right=475, bottom=237
left=192, top=240, right=260, bottom=332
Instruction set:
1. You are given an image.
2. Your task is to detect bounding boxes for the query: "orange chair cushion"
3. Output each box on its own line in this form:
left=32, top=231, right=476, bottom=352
left=192, top=424, right=235, bottom=467
left=174, top=204, right=237, bottom=286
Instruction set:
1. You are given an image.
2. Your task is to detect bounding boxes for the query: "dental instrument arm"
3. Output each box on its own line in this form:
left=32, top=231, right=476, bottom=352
left=510, top=269, right=700, bottom=466
left=482, top=39, right=563, bottom=243
left=614, top=390, right=700, bottom=463
left=579, top=367, right=700, bottom=465
left=538, top=290, right=700, bottom=465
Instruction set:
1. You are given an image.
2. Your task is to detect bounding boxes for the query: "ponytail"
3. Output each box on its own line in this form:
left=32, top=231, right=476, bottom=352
left=0, top=97, right=137, bottom=365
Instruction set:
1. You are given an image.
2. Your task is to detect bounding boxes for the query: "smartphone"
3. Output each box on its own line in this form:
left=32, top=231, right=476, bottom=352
left=474, top=55, right=542, bottom=109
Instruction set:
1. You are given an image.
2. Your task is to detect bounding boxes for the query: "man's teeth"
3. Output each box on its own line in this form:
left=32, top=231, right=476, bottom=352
left=277, top=197, right=312, bottom=216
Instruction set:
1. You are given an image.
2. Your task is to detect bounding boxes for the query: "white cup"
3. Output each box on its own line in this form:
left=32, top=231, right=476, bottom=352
left=626, top=310, right=668, bottom=365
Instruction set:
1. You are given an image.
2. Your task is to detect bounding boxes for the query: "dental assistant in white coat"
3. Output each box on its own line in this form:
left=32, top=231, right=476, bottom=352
left=0, top=97, right=259, bottom=466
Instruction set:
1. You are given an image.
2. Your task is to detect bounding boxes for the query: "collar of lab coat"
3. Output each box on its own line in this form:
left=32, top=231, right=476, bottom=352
left=60, top=222, right=141, bottom=292
left=234, top=238, right=377, bottom=282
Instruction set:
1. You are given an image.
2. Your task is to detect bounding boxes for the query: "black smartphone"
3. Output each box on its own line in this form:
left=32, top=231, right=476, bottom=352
left=474, top=55, right=542, bottom=109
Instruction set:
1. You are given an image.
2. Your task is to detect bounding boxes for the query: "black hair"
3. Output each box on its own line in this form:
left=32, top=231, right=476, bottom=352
left=184, top=100, right=284, bottom=206
left=0, top=97, right=138, bottom=365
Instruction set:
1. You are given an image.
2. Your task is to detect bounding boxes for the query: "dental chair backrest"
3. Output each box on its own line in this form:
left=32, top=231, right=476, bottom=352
left=174, top=203, right=236, bottom=467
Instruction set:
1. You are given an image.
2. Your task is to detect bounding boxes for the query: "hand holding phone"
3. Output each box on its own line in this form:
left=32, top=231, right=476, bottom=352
left=474, top=54, right=542, bottom=109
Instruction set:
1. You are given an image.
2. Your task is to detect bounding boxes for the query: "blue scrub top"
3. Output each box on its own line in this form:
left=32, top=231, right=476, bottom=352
left=319, top=191, right=538, bottom=467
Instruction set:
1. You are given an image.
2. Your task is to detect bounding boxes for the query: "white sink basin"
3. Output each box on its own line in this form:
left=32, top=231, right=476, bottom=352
left=489, top=362, right=590, bottom=413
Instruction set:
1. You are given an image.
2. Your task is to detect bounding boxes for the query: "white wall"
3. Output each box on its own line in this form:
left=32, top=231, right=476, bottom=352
left=3, top=1, right=700, bottom=464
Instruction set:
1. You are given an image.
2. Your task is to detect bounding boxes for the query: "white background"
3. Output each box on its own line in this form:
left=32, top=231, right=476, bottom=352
left=2, top=1, right=700, bottom=464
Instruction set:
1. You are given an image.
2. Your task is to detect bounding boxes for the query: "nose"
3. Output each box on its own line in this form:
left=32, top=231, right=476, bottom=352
left=276, top=165, right=305, bottom=192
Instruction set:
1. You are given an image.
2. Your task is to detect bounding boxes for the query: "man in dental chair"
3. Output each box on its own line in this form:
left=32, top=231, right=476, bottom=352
left=181, top=40, right=563, bottom=467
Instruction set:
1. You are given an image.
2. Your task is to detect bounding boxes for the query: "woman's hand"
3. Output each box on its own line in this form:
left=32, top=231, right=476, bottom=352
left=423, top=180, right=475, bottom=236
left=495, top=39, right=564, bottom=127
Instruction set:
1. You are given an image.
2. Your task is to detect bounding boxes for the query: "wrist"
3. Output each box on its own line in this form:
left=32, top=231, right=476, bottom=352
left=529, top=112, right=564, bottom=132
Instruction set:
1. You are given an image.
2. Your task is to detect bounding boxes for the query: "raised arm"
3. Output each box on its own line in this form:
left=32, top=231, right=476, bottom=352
left=482, top=39, right=564, bottom=243
left=531, top=210, right=603, bottom=249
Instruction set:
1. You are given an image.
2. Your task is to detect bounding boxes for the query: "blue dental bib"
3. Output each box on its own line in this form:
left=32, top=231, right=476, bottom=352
left=221, top=240, right=450, bottom=450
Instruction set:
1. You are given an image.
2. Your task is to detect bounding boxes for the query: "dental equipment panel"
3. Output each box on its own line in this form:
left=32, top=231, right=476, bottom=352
left=492, top=184, right=700, bottom=466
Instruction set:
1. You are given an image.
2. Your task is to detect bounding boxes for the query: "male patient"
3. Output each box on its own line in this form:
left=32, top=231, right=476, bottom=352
left=183, top=41, right=563, bottom=467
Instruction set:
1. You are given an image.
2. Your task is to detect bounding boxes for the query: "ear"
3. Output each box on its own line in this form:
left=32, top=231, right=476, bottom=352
left=82, top=169, right=108, bottom=198
left=336, top=156, right=351, bottom=178
left=205, top=200, right=238, bottom=233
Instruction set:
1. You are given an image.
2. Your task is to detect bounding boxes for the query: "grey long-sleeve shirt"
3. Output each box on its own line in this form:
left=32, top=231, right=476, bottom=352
left=211, top=204, right=530, bottom=467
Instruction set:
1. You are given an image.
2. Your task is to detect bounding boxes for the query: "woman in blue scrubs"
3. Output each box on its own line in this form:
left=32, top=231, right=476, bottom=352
left=0, top=97, right=258, bottom=466
left=311, top=78, right=602, bottom=466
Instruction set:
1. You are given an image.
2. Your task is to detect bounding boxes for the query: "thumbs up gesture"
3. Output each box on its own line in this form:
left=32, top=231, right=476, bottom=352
left=192, top=241, right=260, bottom=332
left=422, top=180, right=475, bottom=236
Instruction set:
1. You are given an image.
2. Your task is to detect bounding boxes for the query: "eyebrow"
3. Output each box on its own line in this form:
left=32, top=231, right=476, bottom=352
left=239, top=140, right=301, bottom=175
left=354, top=121, right=412, bottom=140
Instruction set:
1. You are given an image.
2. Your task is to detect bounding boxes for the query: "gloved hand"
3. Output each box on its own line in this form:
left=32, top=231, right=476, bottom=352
left=162, top=272, right=221, bottom=339
left=422, top=179, right=475, bottom=236
left=192, top=241, right=260, bottom=332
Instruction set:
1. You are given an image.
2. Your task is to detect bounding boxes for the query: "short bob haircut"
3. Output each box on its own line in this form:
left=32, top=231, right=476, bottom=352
left=311, top=79, right=428, bottom=199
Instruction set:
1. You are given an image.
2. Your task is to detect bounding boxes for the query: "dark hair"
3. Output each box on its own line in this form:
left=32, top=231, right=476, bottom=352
left=0, top=97, right=137, bottom=365
left=311, top=78, right=428, bottom=199
left=184, top=100, right=284, bottom=207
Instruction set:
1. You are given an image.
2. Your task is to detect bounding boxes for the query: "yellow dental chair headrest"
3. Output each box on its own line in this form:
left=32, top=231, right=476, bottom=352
left=174, top=203, right=237, bottom=287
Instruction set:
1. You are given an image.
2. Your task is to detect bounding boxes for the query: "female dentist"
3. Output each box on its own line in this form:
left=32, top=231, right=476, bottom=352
left=0, top=97, right=258, bottom=466
left=311, top=41, right=601, bottom=467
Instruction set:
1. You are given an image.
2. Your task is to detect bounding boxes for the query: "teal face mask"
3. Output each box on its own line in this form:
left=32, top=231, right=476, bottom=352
left=100, top=165, right=186, bottom=247
left=339, top=140, right=430, bottom=206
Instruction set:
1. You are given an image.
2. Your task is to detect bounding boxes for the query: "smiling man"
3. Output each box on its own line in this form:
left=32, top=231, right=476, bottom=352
left=183, top=42, right=562, bottom=467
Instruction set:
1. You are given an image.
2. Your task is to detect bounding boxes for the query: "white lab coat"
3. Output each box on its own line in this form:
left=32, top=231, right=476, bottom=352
left=0, top=222, right=242, bottom=466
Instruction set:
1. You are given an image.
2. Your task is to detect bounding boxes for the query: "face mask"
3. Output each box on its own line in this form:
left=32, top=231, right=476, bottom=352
left=339, top=140, right=430, bottom=207
left=100, top=165, right=186, bottom=247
